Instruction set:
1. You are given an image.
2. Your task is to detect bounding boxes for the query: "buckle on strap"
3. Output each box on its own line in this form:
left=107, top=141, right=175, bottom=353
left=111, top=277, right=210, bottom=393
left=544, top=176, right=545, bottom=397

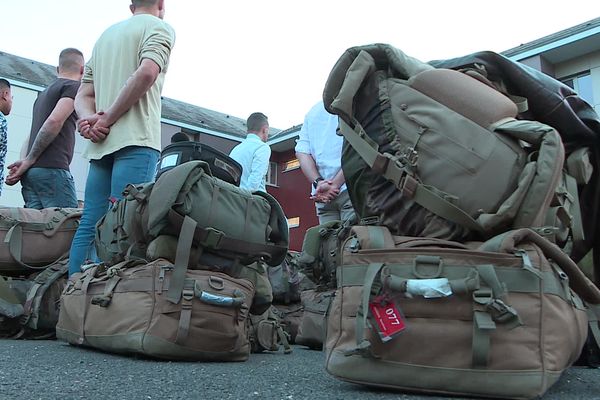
left=199, top=227, right=224, bottom=249
left=473, top=289, right=521, bottom=327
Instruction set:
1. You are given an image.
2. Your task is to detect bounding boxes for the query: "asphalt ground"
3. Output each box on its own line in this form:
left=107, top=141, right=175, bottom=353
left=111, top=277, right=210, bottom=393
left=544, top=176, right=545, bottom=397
left=1, top=340, right=600, bottom=400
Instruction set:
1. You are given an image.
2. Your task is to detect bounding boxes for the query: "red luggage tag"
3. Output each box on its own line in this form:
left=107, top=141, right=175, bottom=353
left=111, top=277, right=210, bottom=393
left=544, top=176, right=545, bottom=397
left=369, top=295, right=406, bottom=342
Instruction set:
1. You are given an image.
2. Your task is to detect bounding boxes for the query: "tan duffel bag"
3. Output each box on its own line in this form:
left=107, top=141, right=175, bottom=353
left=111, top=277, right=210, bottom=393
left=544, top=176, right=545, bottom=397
left=56, top=257, right=254, bottom=361
left=0, top=208, right=81, bottom=274
left=326, top=226, right=600, bottom=399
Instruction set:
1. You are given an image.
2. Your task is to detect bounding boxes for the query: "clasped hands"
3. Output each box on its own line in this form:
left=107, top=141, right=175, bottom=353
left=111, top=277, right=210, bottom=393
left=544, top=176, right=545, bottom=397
left=310, top=179, right=339, bottom=204
left=78, top=111, right=112, bottom=143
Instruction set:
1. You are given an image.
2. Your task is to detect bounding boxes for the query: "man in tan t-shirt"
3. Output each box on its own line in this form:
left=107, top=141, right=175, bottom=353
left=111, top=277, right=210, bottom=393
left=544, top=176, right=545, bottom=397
left=69, top=0, right=175, bottom=275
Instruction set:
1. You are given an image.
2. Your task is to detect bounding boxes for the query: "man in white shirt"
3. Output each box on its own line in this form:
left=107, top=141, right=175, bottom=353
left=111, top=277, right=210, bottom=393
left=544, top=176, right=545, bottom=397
left=295, top=101, right=355, bottom=224
left=229, top=112, right=271, bottom=192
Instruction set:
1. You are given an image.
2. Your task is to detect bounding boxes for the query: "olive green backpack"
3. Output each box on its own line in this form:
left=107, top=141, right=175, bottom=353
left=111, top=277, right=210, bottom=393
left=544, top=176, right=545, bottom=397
left=96, top=161, right=289, bottom=269
left=323, top=44, right=582, bottom=246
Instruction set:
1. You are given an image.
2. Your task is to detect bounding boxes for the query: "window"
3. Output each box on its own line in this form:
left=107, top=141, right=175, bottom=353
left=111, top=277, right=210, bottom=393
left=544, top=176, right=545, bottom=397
left=287, top=217, right=300, bottom=228
left=283, top=158, right=300, bottom=172
left=562, top=72, right=594, bottom=106
left=266, top=161, right=278, bottom=186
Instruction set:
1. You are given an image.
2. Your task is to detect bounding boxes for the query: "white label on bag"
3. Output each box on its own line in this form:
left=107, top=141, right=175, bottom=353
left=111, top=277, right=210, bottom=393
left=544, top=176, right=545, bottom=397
left=406, top=278, right=452, bottom=298
left=160, top=153, right=179, bottom=169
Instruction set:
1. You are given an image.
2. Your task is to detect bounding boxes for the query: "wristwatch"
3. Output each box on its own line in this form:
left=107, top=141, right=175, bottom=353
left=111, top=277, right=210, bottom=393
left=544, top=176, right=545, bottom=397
left=312, top=176, right=324, bottom=189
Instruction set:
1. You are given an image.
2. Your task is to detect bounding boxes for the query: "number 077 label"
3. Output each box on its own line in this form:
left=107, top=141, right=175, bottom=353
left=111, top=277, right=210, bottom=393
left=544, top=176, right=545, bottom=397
left=369, top=299, right=406, bottom=342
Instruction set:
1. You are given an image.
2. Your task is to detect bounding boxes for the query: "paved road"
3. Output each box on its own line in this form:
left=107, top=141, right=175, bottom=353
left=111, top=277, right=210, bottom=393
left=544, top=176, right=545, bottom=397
left=1, top=340, right=599, bottom=400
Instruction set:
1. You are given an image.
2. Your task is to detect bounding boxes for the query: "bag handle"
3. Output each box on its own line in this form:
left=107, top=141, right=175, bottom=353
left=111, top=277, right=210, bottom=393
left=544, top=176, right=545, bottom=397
left=479, top=228, right=600, bottom=304
left=5, top=224, right=70, bottom=271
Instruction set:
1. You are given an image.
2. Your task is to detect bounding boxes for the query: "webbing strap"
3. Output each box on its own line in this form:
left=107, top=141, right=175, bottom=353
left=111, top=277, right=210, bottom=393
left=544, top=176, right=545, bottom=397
left=244, top=197, right=254, bottom=239
left=564, top=173, right=585, bottom=245
left=477, top=265, right=507, bottom=298
left=355, top=263, right=385, bottom=350
left=338, top=119, right=483, bottom=234
left=206, top=185, right=220, bottom=228
left=5, top=224, right=70, bottom=271
left=472, top=311, right=496, bottom=368
left=90, top=275, right=122, bottom=308
left=167, top=209, right=287, bottom=265
left=175, top=278, right=195, bottom=344
left=77, top=272, right=94, bottom=345
left=276, top=324, right=293, bottom=354
left=167, top=216, right=197, bottom=304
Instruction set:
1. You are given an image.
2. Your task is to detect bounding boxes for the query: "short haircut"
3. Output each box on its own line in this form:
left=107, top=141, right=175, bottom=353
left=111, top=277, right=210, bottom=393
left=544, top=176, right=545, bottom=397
left=131, top=0, right=159, bottom=7
left=247, top=112, right=268, bottom=133
left=59, top=48, right=84, bottom=72
left=0, top=79, right=10, bottom=92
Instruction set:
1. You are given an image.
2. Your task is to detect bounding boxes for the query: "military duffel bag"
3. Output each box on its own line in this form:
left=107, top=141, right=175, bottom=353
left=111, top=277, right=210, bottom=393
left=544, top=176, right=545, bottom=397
left=0, top=208, right=81, bottom=274
left=326, top=226, right=600, bottom=399
left=0, top=260, right=68, bottom=338
left=96, top=160, right=288, bottom=268
left=56, top=256, right=254, bottom=361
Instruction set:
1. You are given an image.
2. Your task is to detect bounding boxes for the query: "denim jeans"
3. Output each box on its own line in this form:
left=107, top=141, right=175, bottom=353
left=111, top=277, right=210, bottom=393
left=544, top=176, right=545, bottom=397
left=68, top=146, right=159, bottom=275
left=21, top=167, right=78, bottom=209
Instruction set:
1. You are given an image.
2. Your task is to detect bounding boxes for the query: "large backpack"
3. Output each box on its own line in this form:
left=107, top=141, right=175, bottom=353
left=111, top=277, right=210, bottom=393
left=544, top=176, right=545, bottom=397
left=95, top=160, right=289, bottom=268
left=323, top=44, right=578, bottom=245
left=326, top=225, right=600, bottom=399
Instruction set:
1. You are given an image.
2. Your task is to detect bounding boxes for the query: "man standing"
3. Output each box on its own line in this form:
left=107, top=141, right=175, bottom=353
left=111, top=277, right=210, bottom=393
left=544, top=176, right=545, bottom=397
left=68, top=0, right=175, bottom=275
left=295, top=100, right=355, bottom=224
left=0, top=79, right=12, bottom=198
left=5, top=48, right=84, bottom=209
left=229, top=112, right=271, bottom=192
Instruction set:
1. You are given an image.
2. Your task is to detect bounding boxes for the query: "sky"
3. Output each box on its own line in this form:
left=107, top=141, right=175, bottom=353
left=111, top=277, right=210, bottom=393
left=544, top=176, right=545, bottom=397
left=1, top=1, right=598, bottom=129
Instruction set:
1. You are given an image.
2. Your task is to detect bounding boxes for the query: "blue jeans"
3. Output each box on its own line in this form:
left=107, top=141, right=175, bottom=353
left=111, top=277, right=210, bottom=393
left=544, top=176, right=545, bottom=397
left=68, top=146, right=159, bottom=275
left=21, top=168, right=78, bottom=209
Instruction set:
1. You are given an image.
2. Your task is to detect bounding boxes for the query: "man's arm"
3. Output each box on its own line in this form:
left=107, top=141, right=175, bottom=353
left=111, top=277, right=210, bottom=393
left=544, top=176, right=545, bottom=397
left=6, top=97, right=75, bottom=185
left=97, top=58, right=161, bottom=128
left=296, top=151, right=321, bottom=183
left=248, top=145, right=271, bottom=191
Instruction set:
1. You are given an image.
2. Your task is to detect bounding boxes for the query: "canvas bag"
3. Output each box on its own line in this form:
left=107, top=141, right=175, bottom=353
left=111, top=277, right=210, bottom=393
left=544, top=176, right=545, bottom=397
left=248, top=305, right=292, bottom=354
left=0, top=259, right=68, bottom=338
left=0, top=208, right=81, bottom=273
left=323, top=44, right=571, bottom=243
left=96, top=161, right=288, bottom=268
left=326, top=226, right=600, bottom=399
left=56, top=258, right=254, bottom=361
left=268, top=251, right=312, bottom=305
left=272, top=303, right=304, bottom=344
left=146, top=233, right=274, bottom=315
left=297, top=220, right=344, bottom=289
left=296, top=288, right=335, bottom=350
